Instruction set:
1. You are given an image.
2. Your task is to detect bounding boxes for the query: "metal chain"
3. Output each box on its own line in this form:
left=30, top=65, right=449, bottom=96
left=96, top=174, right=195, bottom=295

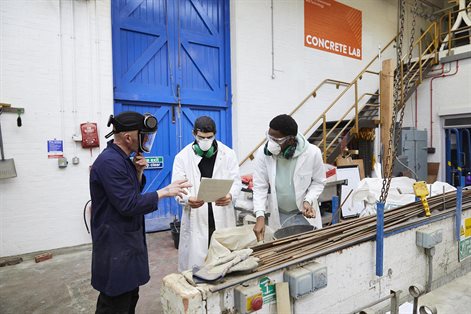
left=379, top=0, right=405, bottom=203
left=380, top=0, right=419, bottom=203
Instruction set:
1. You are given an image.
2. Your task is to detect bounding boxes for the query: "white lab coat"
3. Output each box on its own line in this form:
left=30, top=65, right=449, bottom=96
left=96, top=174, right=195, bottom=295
left=172, top=141, right=241, bottom=272
left=252, top=143, right=326, bottom=230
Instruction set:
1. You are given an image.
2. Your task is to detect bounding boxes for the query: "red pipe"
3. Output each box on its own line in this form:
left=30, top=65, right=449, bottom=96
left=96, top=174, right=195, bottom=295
left=429, top=61, right=459, bottom=148
left=416, top=64, right=444, bottom=130
left=415, top=90, right=418, bottom=128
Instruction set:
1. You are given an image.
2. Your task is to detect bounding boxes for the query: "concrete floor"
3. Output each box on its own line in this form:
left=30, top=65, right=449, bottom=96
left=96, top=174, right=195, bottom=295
left=417, top=271, right=471, bottom=313
left=0, top=231, right=178, bottom=314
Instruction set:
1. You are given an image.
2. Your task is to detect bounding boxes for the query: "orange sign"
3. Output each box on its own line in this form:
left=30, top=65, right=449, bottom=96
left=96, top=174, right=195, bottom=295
left=304, top=0, right=362, bottom=60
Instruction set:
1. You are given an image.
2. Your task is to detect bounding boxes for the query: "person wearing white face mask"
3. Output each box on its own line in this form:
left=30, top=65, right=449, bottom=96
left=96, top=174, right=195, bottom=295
left=172, top=116, right=242, bottom=272
left=252, top=114, right=326, bottom=242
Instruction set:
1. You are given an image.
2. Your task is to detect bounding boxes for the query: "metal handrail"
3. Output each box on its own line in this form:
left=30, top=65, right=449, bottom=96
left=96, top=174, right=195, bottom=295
left=238, top=79, right=350, bottom=165
left=303, top=37, right=396, bottom=138
left=439, top=7, right=471, bottom=52
left=319, top=18, right=441, bottom=162
left=400, top=21, right=438, bottom=85
left=318, top=92, right=377, bottom=146
left=325, top=99, right=379, bottom=155
left=238, top=36, right=397, bottom=166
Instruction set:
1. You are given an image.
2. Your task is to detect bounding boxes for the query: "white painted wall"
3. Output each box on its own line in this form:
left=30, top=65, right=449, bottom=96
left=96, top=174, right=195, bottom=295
left=0, top=0, right=452, bottom=256
left=402, top=55, right=471, bottom=181
left=0, top=0, right=113, bottom=257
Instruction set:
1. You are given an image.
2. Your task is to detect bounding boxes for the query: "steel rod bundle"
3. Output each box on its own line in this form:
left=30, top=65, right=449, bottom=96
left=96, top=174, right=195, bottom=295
left=252, top=190, right=471, bottom=272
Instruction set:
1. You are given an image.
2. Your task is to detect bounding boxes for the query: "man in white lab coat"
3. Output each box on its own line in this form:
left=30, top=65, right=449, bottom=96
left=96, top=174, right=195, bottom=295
left=172, top=116, right=241, bottom=271
left=252, top=114, right=325, bottom=241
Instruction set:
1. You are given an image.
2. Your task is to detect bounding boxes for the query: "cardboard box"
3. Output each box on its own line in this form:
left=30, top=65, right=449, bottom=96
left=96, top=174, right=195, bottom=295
left=427, top=162, right=440, bottom=184
left=336, top=156, right=365, bottom=179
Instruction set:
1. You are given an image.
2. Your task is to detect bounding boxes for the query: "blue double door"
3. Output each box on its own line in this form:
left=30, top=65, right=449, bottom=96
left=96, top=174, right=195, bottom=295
left=112, top=0, right=232, bottom=231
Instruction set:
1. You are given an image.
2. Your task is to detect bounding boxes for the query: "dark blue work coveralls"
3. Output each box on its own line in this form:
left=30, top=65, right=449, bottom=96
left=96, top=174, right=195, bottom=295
left=89, top=140, right=159, bottom=296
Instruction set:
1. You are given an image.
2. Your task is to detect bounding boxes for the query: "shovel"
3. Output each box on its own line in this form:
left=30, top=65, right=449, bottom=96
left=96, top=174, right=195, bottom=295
left=0, top=113, right=17, bottom=179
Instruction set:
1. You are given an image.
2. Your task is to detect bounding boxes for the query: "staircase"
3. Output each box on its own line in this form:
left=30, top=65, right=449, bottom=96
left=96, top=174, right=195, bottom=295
left=239, top=5, right=469, bottom=170
left=308, top=94, right=380, bottom=165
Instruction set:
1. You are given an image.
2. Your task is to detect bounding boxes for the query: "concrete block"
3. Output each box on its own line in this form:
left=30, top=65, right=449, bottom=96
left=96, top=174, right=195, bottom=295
left=160, top=273, right=206, bottom=314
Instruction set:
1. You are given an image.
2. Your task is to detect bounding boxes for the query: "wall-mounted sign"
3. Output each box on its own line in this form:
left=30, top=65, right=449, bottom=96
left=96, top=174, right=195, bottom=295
left=259, top=276, right=276, bottom=304
left=459, top=217, right=471, bottom=261
left=47, top=139, right=64, bottom=158
left=304, top=0, right=362, bottom=60
left=145, top=156, right=164, bottom=169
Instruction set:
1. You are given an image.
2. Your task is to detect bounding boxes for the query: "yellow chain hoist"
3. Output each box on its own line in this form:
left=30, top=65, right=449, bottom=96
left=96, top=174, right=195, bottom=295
left=413, top=181, right=431, bottom=217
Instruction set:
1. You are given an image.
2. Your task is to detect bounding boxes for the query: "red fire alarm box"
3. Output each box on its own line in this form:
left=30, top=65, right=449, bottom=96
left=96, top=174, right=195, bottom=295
left=80, top=122, right=100, bottom=148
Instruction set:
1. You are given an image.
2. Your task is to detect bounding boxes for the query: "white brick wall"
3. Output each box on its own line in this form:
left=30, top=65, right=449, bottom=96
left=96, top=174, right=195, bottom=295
left=0, top=0, right=113, bottom=257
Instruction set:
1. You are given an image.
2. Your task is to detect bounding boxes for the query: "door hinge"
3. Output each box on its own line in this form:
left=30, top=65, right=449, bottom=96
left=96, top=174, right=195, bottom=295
left=171, top=105, right=176, bottom=124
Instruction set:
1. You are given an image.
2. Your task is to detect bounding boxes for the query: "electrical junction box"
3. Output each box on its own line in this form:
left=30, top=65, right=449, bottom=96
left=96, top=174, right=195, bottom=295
left=234, top=284, right=263, bottom=313
left=283, top=262, right=327, bottom=299
left=303, top=262, right=328, bottom=290
left=416, top=226, right=443, bottom=249
left=283, top=267, right=312, bottom=299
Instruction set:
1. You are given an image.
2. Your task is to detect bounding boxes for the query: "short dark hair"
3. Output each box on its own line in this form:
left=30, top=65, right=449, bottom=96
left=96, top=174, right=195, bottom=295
left=269, top=114, right=298, bottom=136
left=194, top=116, right=216, bottom=134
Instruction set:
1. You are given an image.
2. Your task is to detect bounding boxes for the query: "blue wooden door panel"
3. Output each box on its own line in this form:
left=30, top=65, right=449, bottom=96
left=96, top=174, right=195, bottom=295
left=178, top=0, right=228, bottom=107
left=112, top=0, right=231, bottom=231
left=112, top=0, right=177, bottom=103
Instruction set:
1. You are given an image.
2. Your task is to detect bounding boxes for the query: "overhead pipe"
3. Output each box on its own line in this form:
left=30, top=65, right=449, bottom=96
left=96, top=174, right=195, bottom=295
left=429, top=61, right=459, bottom=150
left=414, top=64, right=443, bottom=129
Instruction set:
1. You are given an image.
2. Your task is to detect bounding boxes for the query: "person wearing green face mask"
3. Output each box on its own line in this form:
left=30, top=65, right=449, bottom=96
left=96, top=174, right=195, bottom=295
left=252, top=114, right=326, bottom=242
left=172, top=116, right=242, bottom=272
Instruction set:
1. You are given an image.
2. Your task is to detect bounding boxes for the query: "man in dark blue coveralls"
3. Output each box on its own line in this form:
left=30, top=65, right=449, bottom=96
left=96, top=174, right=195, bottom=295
left=89, top=111, right=191, bottom=314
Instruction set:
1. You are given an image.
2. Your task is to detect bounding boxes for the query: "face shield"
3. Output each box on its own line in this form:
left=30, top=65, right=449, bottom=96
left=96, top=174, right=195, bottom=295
left=138, top=114, right=158, bottom=153
left=139, top=132, right=156, bottom=153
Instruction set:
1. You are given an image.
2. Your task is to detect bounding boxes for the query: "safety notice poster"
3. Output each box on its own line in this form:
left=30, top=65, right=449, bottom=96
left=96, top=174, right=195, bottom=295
left=47, top=139, right=64, bottom=159
left=304, top=0, right=362, bottom=60
left=459, top=217, right=471, bottom=261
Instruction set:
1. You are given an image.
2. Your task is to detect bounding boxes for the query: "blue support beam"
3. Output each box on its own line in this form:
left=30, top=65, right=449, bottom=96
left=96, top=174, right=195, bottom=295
left=331, top=196, right=339, bottom=225
left=456, top=187, right=462, bottom=241
left=376, top=202, right=385, bottom=277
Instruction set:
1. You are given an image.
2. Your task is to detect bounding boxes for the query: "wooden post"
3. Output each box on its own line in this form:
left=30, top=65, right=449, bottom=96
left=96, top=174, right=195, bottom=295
left=276, top=282, right=291, bottom=314
left=380, top=59, right=394, bottom=177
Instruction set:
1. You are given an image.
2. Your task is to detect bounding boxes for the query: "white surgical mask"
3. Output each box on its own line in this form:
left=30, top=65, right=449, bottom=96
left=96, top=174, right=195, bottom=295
left=267, top=139, right=281, bottom=155
left=197, top=138, right=213, bottom=151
